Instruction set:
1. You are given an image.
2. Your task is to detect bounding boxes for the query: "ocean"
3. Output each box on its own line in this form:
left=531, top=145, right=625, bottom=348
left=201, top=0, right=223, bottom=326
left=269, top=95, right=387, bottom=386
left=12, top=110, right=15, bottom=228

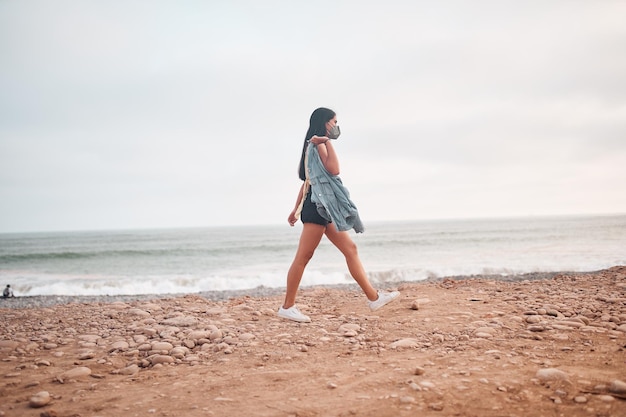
left=0, top=214, right=624, bottom=297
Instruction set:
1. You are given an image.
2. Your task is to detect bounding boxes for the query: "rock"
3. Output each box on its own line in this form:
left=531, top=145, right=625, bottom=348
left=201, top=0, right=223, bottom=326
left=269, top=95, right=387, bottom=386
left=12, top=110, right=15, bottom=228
left=239, top=333, right=255, bottom=341
left=609, top=379, right=626, bottom=395
left=338, top=324, right=361, bottom=335
left=209, top=330, right=223, bottom=341
left=110, top=341, right=129, bottom=351
left=535, top=368, right=569, bottom=382
left=187, top=330, right=211, bottom=340
left=525, top=316, right=541, bottom=324
left=474, top=327, right=497, bottom=335
left=150, top=355, right=175, bottom=365
left=527, top=325, right=545, bottom=332
left=117, top=364, right=140, bottom=375
left=170, top=347, right=188, bottom=359
left=389, top=338, right=419, bottom=349
left=410, top=300, right=420, bottom=310
left=60, top=366, right=92, bottom=380
left=127, top=308, right=151, bottom=317
left=598, top=395, right=615, bottom=402
left=29, top=391, right=51, bottom=408
left=78, top=351, right=95, bottom=360
left=0, top=340, right=20, bottom=350
left=151, top=342, right=174, bottom=351
left=414, top=366, right=426, bottom=376
left=162, top=316, right=198, bottom=327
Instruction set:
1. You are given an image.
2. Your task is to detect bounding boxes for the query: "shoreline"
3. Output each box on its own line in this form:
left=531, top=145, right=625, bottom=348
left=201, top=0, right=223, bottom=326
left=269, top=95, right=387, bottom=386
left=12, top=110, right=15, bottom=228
left=0, top=269, right=589, bottom=309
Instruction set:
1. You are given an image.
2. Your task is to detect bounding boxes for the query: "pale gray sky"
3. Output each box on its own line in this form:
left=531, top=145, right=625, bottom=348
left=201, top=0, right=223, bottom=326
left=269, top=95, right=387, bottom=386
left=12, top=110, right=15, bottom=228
left=1, top=1, right=625, bottom=233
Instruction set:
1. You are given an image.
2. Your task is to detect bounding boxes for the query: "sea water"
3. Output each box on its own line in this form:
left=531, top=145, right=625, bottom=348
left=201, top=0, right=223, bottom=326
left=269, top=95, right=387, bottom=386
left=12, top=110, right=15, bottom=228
left=0, top=214, right=624, bottom=296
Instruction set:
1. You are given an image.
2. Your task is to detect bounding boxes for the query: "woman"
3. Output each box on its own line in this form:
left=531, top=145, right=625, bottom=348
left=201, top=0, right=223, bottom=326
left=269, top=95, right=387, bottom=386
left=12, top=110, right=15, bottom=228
left=278, top=107, right=399, bottom=323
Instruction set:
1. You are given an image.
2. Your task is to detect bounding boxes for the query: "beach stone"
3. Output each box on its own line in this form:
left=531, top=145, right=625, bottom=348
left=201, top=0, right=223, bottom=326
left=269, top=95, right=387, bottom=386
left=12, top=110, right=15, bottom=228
left=29, top=391, right=51, bottom=408
left=0, top=340, right=20, bottom=350
left=598, top=395, right=615, bottom=402
left=557, top=320, right=584, bottom=328
left=151, top=342, right=174, bottom=351
left=389, top=338, right=419, bottom=349
left=110, top=341, right=129, bottom=351
left=474, top=327, right=497, bottom=335
left=128, top=308, right=151, bottom=317
left=117, top=364, right=140, bottom=375
left=338, top=324, right=361, bottom=334
left=535, top=368, right=569, bottom=382
left=609, top=379, right=626, bottom=395
left=60, top=366, right=92, bottom=381
left=528, top=325, right=545, bottom=332
left=420, top=381, right=436, bottom=389
left=223, top=336, right=239, bottom=345
left=239, top=333, right=256, bottom=341
left=78, top=335, right=100, bottom=343
left=150, top=355, right=175, bottom=365
left=78, top=351, right=95, bottom=360
left=187, top=330, right=211, bottom=340
left=525, top=315, right=541, bottom=324
left=170, top=347, right=188, bottom=359
left=162, top=316, right=198, bottom=327
left=209, top=330, right=223, bottom=341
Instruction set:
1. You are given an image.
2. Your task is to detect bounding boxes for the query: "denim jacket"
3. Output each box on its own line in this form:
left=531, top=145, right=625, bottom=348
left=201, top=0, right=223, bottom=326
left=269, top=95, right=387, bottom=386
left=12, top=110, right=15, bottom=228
left=306, top=142, right=364, bottom=233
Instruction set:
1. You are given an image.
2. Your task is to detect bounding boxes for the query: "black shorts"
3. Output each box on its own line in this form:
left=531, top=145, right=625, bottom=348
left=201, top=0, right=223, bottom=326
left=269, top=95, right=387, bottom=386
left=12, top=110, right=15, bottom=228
left=301, top=190, right=331, bottom=226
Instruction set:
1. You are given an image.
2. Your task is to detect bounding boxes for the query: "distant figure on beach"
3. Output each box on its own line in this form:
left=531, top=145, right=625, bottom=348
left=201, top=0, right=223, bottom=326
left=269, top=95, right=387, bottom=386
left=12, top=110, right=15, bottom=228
left=279, top=107, right=399, bottom=322
left=3, top=285, right=15, bottom=298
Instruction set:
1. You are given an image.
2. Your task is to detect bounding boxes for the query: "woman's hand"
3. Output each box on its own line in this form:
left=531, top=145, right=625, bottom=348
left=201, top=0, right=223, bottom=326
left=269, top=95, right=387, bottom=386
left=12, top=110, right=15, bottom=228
left=288, top=210, right=298, bottom=227
left=310, top=135, right=329, bottom=145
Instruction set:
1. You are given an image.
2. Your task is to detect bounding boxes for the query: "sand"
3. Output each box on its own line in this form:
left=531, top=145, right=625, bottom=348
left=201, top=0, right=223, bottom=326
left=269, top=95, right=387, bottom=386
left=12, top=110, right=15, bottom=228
left=1, top=267, right=625, bottom=417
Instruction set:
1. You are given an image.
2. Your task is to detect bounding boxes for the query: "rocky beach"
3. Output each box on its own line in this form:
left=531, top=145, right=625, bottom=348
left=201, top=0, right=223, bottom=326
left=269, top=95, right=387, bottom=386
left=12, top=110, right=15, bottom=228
left=1, top=266, right=625, bottom=417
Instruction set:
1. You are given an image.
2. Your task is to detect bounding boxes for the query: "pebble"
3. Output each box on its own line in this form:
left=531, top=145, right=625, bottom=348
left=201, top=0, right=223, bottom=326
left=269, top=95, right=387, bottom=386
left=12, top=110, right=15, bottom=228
left=29, top=391, right=51, bottom=408
left=60, top=366, right=92, bottom=380
left=609, top=379, right=626, bottom=395
left=389, top=338, right=419, bottom=349
left=535, top=368, right=569, bottom=382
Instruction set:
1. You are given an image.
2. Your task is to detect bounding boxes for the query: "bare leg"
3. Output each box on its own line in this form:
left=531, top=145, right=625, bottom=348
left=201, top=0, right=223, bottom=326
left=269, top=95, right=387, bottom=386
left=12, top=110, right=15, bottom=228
left=324, top=223, right=378, bottom=301
left=283, top=223, right=326, bottom=309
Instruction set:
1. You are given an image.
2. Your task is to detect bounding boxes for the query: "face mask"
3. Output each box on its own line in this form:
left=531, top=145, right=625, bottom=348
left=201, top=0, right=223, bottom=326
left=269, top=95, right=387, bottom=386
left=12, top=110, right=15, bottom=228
left=328, top=125, right=341, bottom=140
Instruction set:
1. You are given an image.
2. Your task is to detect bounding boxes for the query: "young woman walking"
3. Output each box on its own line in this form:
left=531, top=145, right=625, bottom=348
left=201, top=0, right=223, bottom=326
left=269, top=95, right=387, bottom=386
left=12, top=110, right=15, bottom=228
left=278, top=107, right=399, bottom=323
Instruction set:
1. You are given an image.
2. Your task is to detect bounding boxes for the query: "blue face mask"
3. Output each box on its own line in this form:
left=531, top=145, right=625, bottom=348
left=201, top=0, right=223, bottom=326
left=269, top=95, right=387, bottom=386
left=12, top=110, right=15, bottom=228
left=328, top=125, right=341, bottom=140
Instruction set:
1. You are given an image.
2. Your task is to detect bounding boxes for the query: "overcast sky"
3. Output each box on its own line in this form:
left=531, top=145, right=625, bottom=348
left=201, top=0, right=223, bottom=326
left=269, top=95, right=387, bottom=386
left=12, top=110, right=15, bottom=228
left=1, top=1, right=625, bottom=233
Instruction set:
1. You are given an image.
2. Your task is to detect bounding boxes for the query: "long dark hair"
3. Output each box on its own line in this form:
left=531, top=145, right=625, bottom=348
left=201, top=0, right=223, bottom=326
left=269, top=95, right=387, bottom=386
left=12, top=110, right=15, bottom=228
left=298, top=107, right=336, bottom=180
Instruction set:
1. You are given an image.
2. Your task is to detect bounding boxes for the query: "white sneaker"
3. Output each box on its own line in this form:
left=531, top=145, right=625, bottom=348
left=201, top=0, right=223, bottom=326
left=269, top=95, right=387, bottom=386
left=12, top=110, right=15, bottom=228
left=278, top=305, right=311, bottom=323
left=368, top=291, right=400, bottom=311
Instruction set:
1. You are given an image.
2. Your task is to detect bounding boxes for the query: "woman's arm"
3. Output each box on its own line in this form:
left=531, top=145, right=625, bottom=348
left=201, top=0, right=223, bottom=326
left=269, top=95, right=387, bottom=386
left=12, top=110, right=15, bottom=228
left=310, top=136, right=340, bottom=175
left=288, top=182, right=305, bottom=226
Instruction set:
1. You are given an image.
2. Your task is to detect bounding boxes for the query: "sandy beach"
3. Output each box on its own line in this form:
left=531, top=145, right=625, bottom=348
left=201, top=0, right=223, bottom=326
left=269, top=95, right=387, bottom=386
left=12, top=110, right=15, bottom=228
left=1, top=267, right=625, bottom=417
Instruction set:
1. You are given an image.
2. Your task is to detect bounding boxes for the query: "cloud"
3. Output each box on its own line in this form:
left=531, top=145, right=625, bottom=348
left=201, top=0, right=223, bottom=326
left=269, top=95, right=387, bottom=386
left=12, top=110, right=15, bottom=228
left=1, top=1, right=625, bottom=232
